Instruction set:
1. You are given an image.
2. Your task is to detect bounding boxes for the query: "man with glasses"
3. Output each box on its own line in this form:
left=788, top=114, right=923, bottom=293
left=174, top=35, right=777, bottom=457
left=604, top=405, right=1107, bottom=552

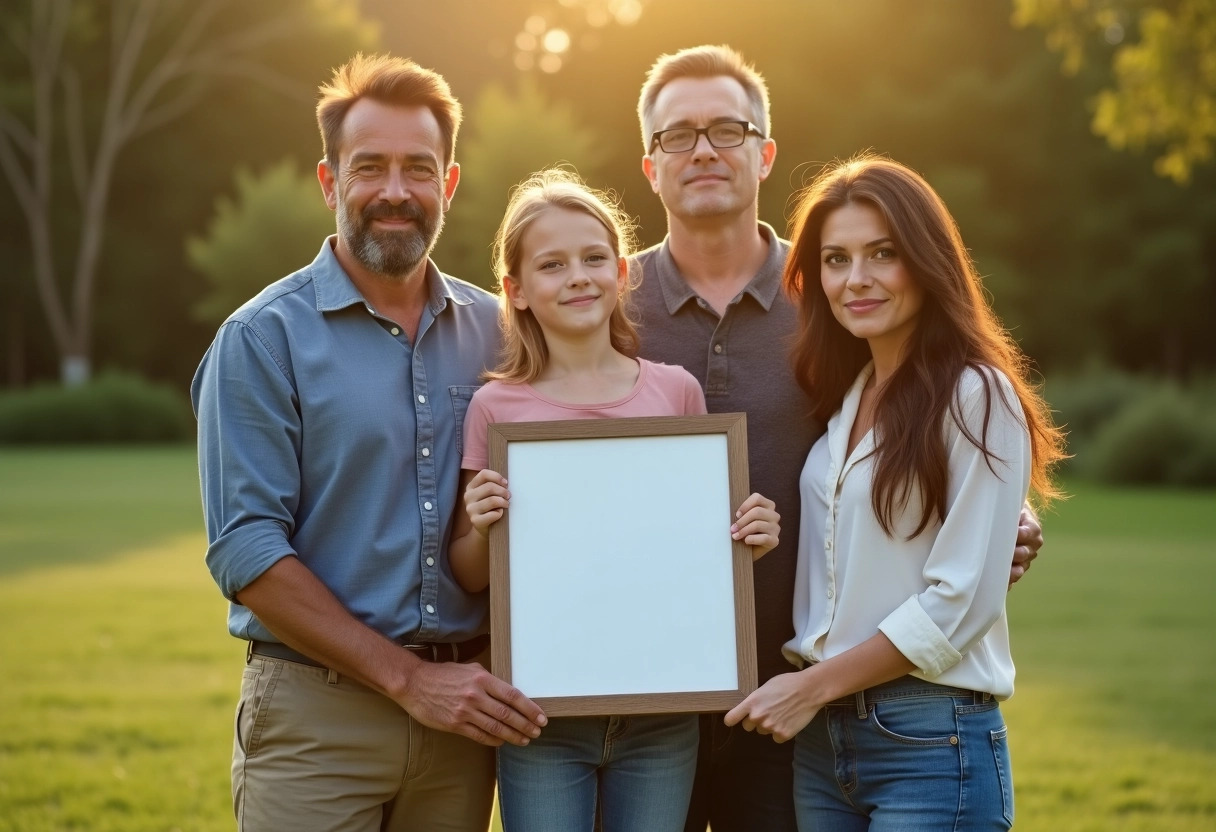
left=631, top=44, right=1044, bottom=832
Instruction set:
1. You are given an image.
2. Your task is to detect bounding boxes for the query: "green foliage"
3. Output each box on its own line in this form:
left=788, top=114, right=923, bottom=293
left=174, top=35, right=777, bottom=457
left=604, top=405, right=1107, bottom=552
left=432, top=80, right=608, bottom=289
left=1046, top=367, right=1216, bottom=485
left=0, top=373, right=193, bottom=444
left=1015, top=0, right=1216, bottom=182
left=188, top=160, right=335, bottom=325
left=1085, top=386, right=1216, bottom=485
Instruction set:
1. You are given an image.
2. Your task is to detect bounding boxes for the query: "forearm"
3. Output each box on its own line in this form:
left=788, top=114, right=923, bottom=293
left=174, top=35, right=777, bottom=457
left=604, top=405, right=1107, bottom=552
left=448, top=530, right=490, bottom=592
left=801, top=633, right=916, bottom=706
left=235, top=556, right=423, bottom=699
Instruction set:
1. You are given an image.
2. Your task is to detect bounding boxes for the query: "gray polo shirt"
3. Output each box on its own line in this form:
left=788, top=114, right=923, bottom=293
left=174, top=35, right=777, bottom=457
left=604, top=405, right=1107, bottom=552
left=632, top=222, right=824, bottom=683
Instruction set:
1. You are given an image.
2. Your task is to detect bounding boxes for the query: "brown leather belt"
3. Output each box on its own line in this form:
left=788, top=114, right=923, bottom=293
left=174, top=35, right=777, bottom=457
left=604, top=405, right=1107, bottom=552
left=249, top=633, right=490, bottom=668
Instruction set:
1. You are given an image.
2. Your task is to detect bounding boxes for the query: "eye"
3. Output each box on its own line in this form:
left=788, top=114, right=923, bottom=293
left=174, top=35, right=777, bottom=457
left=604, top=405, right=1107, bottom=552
left=407, top=164, right=437, bottom=180
left=874, top=247, right=898, bottom=260
left=586, top=253, right=610, bottom=264
left=823, top=253, right=848, bottom=266
left=538, top=260, right=563, bottom=271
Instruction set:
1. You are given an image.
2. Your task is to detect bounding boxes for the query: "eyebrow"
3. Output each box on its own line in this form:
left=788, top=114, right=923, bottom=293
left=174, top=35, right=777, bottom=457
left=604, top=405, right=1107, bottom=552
left=347, top=151, right=438, bottom=166
left=658, top=116, right=748, bottom=130
left=820, top=237, right=895, bottom=251
left=530, top=243, right=613, bottom=260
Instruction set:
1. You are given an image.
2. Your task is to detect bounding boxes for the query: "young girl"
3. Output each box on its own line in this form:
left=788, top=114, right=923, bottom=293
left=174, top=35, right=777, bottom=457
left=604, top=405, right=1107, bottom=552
left=725, top=156, right=1065, bottom=831
left=448, top=168, right=781, bottom=832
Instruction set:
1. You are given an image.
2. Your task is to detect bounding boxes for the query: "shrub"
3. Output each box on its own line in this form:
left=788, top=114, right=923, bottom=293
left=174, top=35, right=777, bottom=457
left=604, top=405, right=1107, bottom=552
left=0, top=373, right=193, bottom=444
left=1084, top=387, right=1216, bottom=486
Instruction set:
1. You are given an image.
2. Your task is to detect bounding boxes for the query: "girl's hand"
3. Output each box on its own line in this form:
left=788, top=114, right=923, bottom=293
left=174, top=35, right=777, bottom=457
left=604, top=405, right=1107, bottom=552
left=731, top=492, right=780, bottom=560
left=724, top=670, right=822, bottom=743
left=464, top=469, right=509, bottom=538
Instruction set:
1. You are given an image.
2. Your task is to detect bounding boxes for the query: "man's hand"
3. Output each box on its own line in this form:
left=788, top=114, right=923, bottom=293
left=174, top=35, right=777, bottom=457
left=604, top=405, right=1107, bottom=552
left=1010, top=504, right=1043, bottom=587
left=399, top=659, right=547, bottom=748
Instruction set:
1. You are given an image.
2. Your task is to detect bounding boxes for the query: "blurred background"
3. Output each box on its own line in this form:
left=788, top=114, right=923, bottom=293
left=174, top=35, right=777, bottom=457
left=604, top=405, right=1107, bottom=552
left=1, top=1, right=1214, bottom=830
left=2, top=0, right=1214, bottom=480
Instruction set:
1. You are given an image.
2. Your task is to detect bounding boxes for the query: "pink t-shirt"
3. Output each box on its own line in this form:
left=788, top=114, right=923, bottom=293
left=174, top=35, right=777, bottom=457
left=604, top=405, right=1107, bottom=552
left=461, top=359, right=708, bottom=471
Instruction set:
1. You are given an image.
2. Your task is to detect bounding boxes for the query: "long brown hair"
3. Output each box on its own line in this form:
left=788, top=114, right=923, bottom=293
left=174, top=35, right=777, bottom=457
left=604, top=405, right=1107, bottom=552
left=487, top=168, right=640, bottom=384
left=784, top=154, right=1065, bottom=536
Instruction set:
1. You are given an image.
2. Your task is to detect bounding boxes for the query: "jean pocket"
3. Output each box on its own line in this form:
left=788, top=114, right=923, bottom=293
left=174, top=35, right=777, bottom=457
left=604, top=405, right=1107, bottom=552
left=868, top=696, right=959, bottom=746
left=990, top=725, right=1014, bottom=827
left=449, top=385, right=478, bottom=457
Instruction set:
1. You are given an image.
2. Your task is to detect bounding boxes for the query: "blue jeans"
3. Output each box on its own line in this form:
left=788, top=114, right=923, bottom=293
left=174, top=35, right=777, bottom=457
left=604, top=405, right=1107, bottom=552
left=793, top=676, right=1014, bottom=832
left=497, top=713, right=698, bottom=832
left=682, top=714, right=797, bottom=832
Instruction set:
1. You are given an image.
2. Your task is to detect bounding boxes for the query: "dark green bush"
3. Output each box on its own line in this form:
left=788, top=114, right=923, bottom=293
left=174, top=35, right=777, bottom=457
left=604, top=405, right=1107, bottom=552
left=0, top=372, right=193, bottom=443
left=1043, top=368, right=1155, bottom=460
left=1084, top=387, right=1216, bottom=486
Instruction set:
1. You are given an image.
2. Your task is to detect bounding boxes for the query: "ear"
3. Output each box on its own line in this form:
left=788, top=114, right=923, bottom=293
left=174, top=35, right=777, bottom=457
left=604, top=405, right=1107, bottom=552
left=616, top=256, right=629, bottom=293
left=442, top=162, right=460, bottom=209
left=642, top=155, right=660, bottom=194
left=318, top=158, right=338, bottom=211
left=757, top=138, right=777, bottom=183
left=503, top=274, right=529, bottom=310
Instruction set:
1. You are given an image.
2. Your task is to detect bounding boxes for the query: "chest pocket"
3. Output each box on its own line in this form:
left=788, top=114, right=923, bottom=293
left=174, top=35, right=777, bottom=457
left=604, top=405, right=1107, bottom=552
left=449, top=385, right=479, bottom=457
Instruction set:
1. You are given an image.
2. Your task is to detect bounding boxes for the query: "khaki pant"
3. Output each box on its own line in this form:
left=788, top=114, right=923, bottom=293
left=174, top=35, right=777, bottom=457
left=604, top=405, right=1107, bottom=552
left=233, top=654, right=495, bottom=832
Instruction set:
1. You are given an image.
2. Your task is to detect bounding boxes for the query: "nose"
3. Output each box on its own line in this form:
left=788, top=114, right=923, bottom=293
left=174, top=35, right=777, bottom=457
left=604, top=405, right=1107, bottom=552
left=845, top=261, right=872, bottom=290
left=380, top=169, right=410, bottom=204
left=689, top=130, right=719, bottom=162
left=567, top=263, right=591, bottom=286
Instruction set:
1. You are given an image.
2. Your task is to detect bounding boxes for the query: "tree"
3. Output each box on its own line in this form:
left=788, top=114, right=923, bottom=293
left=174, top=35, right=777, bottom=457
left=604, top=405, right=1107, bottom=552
left=0, top=0, right=375, bottom=384
left=1014, top=0, right=1216, bottom=183
left=188, top=160, right=335, bottom=326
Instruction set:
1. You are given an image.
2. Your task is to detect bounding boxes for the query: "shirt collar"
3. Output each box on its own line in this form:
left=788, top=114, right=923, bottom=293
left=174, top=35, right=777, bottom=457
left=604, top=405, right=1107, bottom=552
left=652, top=221, right=787, bottom=316
left=310, top=236, right=479, bottom=315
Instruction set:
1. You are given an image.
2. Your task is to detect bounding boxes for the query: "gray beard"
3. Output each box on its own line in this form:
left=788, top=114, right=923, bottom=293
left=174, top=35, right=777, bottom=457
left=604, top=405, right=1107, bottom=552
left=336, top=197, right=443, bottom=279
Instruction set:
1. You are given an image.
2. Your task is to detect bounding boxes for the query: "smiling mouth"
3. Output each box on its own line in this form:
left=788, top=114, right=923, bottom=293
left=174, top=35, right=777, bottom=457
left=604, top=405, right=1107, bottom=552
left=845, top=300, right=885, bottom=312
left=561, top=295, right=600, bottom=306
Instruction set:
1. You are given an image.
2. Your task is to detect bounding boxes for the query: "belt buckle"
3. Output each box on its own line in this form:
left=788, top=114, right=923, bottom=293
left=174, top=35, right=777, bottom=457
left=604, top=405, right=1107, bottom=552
left=402, top=642, right=443, bottom=662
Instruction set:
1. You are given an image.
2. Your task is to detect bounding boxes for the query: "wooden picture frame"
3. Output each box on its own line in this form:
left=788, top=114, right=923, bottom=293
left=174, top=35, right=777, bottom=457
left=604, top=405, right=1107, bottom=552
left=487, top=413, right=756, bottom=717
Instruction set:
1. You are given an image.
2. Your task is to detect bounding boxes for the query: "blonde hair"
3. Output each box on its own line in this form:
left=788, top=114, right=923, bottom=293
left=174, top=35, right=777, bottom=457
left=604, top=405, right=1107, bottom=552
left=487, top=169, right=640, bottom=384
left=637, top=44, right=771, bottom=150
left=317, top=53, right=462, bottom=169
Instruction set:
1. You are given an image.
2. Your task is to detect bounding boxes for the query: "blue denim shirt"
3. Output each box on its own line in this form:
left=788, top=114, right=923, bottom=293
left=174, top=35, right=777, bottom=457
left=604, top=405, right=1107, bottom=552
left=191, top=238, right=501, bottom=644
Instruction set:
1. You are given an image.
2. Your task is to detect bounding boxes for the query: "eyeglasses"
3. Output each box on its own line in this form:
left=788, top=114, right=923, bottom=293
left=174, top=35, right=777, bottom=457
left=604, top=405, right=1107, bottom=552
left=649, top=121, right=765, bottom=154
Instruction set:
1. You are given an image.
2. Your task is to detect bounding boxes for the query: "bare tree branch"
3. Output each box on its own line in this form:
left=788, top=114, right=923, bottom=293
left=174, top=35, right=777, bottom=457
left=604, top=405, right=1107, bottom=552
left=126, top=76, right=208, bottom=140
left=0, top=122, right=37, bottom=216
left=0, top=108, right=36, bottom=158
left=61, top=65, right=89, bottom=203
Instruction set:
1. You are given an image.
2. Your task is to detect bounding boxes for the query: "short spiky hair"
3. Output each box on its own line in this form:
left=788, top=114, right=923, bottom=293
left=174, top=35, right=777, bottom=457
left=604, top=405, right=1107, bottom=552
left=317, top=53, right=462, bottom=169
left=637, top=44, right=771, bottom=150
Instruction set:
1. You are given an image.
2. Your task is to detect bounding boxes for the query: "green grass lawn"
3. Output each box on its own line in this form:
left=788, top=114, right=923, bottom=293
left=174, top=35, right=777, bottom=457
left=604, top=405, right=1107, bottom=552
left=1, top=446, right=1212, bottom=831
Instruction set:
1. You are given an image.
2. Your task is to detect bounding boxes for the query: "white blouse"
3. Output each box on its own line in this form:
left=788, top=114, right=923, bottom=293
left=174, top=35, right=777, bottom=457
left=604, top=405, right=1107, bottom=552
left=782, top=364, right=1031, bottom=699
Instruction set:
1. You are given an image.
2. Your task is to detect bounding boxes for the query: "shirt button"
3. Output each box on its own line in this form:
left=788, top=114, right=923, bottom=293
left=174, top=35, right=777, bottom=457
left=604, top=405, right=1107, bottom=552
left=426, top=604, right=435, bottom=614
left=426, top=557, right=435, bottom=567
left=423, top=501, right=433, bottom=510
left=421, top=448, right=430, bottom=457
left=827, top=588, right=834, bottom=599
left=713, top=344, right=723, bottom=354
left=390, top=326, right=400, bottom=336
left=825, top=539, right=833, bottom=550
left=418, top=394, right=426, bottom=404
left=366, top=306, right=375, bottom=315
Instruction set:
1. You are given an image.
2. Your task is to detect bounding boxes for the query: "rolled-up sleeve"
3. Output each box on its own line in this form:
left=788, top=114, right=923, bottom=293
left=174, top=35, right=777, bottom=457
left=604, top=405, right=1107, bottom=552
left=192, top=321, right=301, bottom=601
left=878, top=370, right=1031, bottom=678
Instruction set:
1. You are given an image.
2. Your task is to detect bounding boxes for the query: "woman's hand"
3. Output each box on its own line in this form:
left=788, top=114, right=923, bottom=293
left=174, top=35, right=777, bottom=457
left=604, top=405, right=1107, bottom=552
left=724, top=670, right=821, bottom=743
left=464, top=469, right=509, bottom=538
left=732, top=492, right=780, bottom=560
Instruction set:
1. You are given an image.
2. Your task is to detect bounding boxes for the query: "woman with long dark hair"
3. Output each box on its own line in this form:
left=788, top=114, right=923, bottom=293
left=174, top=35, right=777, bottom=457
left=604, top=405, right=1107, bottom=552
left=725, top=155, right=1065, bottom=830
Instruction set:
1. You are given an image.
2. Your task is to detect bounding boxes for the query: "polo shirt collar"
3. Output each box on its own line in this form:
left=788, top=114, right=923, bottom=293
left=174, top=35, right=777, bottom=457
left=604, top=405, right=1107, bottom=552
left=310, top=236, right=477, bottom=315
left=652, top=221, right=786, bottom=315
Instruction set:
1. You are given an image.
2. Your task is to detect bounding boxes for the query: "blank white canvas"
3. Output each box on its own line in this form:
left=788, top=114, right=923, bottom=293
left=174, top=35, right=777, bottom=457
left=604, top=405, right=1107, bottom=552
left=506, top=433, right=739, bottom=698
